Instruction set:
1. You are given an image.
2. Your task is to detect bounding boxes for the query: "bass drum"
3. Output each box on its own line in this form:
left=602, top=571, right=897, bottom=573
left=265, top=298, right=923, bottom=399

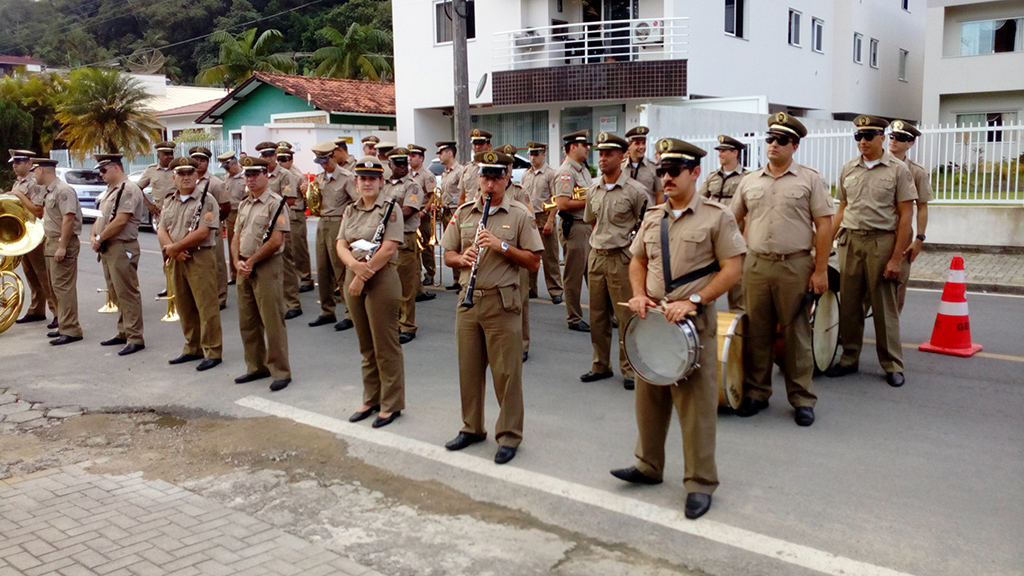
left=621, top=310, right=700, bottom=386
left=811, top=288, right=841, bottom=373
left=716, top=311, right=745, bottom=409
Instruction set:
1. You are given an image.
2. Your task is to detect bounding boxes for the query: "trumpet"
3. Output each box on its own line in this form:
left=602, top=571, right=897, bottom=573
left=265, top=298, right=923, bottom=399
left=157, top=261, right=178, bottom=323
left=96, top=288, right=119, bottom=314
left=307, top=180, right=322, bottom=217
left=572, top=186, right=587, bottom=201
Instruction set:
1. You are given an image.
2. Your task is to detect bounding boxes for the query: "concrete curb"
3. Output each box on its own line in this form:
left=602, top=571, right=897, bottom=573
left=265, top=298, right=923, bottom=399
left=907, top=279, right=1024, bottom=296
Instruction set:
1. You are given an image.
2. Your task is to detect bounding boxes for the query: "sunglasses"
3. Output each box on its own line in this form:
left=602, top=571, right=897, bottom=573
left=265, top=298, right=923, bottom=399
left=656, top=165, right=692, bottom=178
left=176, top=169, right=196, bottom=176
left=528, top=150, right=542, bottom=156
left=260, top=152, right=275, bottom=158
left=243, top=171, right=265, bottom=177
left=889, top=133, right=915, bottom=143
left=854, top=131, right=882, bottom=141
left=99, top=168, right=108, bottom=175
left=765, top=135, right=792, bottom=146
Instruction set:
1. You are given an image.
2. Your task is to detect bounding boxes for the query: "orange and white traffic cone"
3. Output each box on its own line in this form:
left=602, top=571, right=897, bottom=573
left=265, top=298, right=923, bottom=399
left=919, top=256, right=982, bottom=357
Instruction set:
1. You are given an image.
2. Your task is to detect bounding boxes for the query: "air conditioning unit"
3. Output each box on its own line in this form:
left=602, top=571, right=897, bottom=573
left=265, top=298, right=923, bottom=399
left=633, top=20, right=663, bottom=45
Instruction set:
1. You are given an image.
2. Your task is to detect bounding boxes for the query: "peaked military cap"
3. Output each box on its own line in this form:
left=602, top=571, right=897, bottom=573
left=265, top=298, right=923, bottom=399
left=767, top=112, right=808, bottom=139
left=655, top=138, right=706, bottom=165
left=276, top=141, right=292, bottom=150
left=890, top=119, right=921, bottom=139
left=435, top=141, right=457, bottom=153
left=169, top=157, right=199, bottom=172
left=386, top=147, right=410, bottom=162
left=562, top=130, right=591, bottom=145
left=474, top=150, right=514, bottom=176
left=853, top=114, right=889, bottom=131
left=31, top=158, right=58, bottom=168
left=240, top=156, right=270, bottom=172
left=333, top=137, right=349, bottom=150
left=216, top=151, right=237, bottom=165
left=94, top=153, right=123, bottom=169
left=624, top=126, right=650, bottom=140
left=154, top=141, right=176, bottom=152
left=469, top=129, right=492, bottom=142
left=256, top=142, right=279, bottom=155
left=407, top=144, right=427, bottom=154
left=714, top=135, right=746, bottom=151
left=593, top=132, right=628, bottom=151
left=361, top=135, right=380, bottom=144
left=495, top=144, right=518, bottom=156
left=374, top=141, right=396, bottom=153
left=526, top=142, right=548, bottom=151
left=353, top=156, right=384, bottom=176
left=311, top=141, right=337, bottom=164
left=8, top=149, right=35, bottom=163
left=188, top=146, right=212, bottom=159
left=275, top=146, right=293, bottom=158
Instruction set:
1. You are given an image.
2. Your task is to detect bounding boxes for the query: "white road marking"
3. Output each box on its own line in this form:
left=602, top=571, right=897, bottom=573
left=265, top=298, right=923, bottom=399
left=237, top=396, right=917, bottom=576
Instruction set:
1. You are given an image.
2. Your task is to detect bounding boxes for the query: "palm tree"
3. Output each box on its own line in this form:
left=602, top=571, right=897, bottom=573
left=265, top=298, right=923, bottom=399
left=54, top=68, right=163, bottom=159
left=197, top=28, right=297, bottom=88
left=0, top=72, right=68, bottom=152
left=311, top=23, right=393, bottom=81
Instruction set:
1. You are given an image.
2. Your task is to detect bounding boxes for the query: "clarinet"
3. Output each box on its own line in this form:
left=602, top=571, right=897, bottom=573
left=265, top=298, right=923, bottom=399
left=460, top=192, right=493, bottom=309
left=187, top=181, right=211, bottom=233
left=364, top=194, right=399, bottom=261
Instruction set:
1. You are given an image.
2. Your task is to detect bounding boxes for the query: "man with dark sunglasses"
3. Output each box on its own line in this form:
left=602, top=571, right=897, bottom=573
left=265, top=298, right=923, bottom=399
left=826, top=115, right=917, bottom=388
left=887, top=120, right=932, bottom=313
left=730, top=113, right=834, bottom=426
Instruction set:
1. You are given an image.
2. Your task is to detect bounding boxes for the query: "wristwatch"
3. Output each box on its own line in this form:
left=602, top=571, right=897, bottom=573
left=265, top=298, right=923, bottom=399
left=915, top=234, right=926, bottom=242
left=689, top=293, right=703, bottom=313
left=500, top=241, right=509, bottom=253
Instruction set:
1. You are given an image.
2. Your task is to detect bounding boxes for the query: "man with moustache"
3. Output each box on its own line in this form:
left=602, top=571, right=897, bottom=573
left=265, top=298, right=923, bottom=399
left=520, top=142, right=562, bottom=303
left=622, top=126, right=662, bottom=206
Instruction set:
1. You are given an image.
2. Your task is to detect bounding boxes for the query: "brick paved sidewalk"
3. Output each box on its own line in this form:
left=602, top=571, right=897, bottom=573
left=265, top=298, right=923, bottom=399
left=0, top=466, right=382, bottom=576
left=909, top=249, right=1024, bottom=294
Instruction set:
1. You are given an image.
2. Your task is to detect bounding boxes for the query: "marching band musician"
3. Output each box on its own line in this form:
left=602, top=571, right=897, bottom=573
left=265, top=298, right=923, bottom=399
left=8, top=149, right=57, bottom=327
left=436, top=141, right=463, bottom=291
left=138, top=141, right=176, bottom=221
left=217, top=151, right=247, bottom=285
left=409, top=143, right=439, bottom=290
left=158, top=157, right=223, bottom=371
left=699, top=135, right=749, bottom=312
left=730, top=113, right=834, bottom=426
left=554, top=130, right=594, bottom=332
left=277, top=144, right=314, bottom=294
left=190, top=146, right=230, bottom=309
left=384, top=147, right=426, bottom=344
left=497, top=143, right=533, bottom=361
left=333, top=137, right=357, bottom=172
left=335, top=156, right=406, bottom=428
left=33, top=158, right=83, bottom=345
left=622, top=126, right=663, bottom=207
left=456, top=129, right=491, bottom=205
left=887, top=120, right=932, bottom=314
left=256, top=141, right=302, bottom=320
left=613, top=138, right=745, bottom=520
left=307, top=141, right=357, bottom=331
left=440, top=150, right=542, bottom=465
left=580, top=132, right=647, bottom=390
left=520, top=142, right=563, bottom=303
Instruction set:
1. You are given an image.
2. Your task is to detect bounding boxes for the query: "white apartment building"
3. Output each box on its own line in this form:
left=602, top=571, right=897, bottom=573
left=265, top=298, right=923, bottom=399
left=393, top=0, right=926, bottom=150
left=921, top=0, right=1024, bottom=126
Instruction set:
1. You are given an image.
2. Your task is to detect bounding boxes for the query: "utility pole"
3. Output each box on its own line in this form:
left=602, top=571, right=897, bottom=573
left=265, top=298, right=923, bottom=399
left=452, top=0, right=471, bottom=164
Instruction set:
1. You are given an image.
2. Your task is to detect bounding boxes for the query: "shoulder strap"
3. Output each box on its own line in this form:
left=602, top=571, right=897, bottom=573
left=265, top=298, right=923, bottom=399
left=262, top=198, right=287, bottom=244
left=660, top=210, right=720, bottom=295
left=110, top=182, right=126, bottom=215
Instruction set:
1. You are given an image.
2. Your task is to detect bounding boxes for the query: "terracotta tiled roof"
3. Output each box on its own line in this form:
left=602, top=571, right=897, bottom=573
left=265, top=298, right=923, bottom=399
left=0, top=54, right=46, bottom=66
left=252, top=72, right=395, bottom=115
left=156, top=98, right=225, bottom=117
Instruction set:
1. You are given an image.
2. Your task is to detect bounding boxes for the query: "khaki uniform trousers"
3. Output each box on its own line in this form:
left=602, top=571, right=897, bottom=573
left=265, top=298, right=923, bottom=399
left=397, top=232, right=421, bottom=334
left=214, top=229, right=228, bottom=307
left=530, top=212, right=563, bottom=298
left=837, top=231, right=904, bottom=373
left=441, top=207, right=458, bottom=286
left=419, top=212, right=437, bottom=281
left=226, top=210, right=238, bottom=282
left=456, top=286, right=525, bottom=448
left=21, top=243, right=57, bottom=317
left=520, top=267, right=530, bottom=354
left=726, top=257, right=744, bottom=312
left=742, top=254, right=817, bottom=407
left=282, top=226, right=301, bottom=311
left=172, top=248, right=223, bottom=359
left=896, top=251, right=913, bottom=314
left=316, top=217, right=348, bottom=319
left=44, top=236, right=81, bottom=338
left=587, top=248, right=634, bottom=377
left=291, top=212, right=313, bottom=287
left=558, top=218, right=590, bottom=326
left=633, top=306, right=719, bottom=494
left=100, top=239, right=144, bottom=345
left=237, top=253, right=291, bottom=380
left=344, top=265, right=405, bottom=413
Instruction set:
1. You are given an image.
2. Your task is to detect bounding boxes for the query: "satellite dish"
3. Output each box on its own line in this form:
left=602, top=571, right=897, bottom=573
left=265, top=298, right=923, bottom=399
left=475, top=73, right=488, bottom=99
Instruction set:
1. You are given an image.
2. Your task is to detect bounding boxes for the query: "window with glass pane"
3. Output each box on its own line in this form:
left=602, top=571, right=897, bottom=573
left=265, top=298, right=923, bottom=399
left=870, top=38, right=879, bottom=67
left=725, top=0, right=745, bottom=38
left=961, top=18, right=1023, bottom=55
left=853, top=33, right=863, bottom=63
left=434, top=0, right=476, bottom=44
left=789, top=10, right=801, bottom=46
left=812, top=18, right=823, bottom=52
left=898, top=49, right=908, bottom=80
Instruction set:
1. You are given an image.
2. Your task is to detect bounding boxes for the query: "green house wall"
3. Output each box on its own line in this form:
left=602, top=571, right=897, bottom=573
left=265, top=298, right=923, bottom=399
left=219, top=82, right=395, bottom=132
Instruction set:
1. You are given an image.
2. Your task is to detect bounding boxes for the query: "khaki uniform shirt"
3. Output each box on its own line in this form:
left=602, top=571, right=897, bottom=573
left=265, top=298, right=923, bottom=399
left=623, top=157, right=662, bottom=207
left=99, top=180, right=146, bottom=241
left=521, top=164, right=556, bottom=213
left=440, top=193, right=544, bottom=289
left=235, top=189, right=291, bottom=258
left=630, top=195, right=746, bottom=302
left=43, top=180, right=82, bottom=237
left=384, top=176, right=425, bottom=234
left=160, top=191, right=220, bottom=247
left=699, top=167, right=748, bottom=202
left=338, top=193, right=404, bottom=264
left=731, top=163, right=835, bottom=255
left=12, top=174, right=44, bottom=205
left=553, top=157, right=592, bottom=220
left=137, top=164, right=175, bottom=207
left=222, top=172, right=247, bottom=210
left=458, top=162, right=481, bottom=203
left=314, top=167, right=357, bottom=217
left=197, top=173, right=227, bottom=207
left=508, top=182, right=529, bottom=205
left=836, top=152, right=917, bottom=232
left=342, top=155, right=357, bottom=172
left=906, top=159, right=933, bottom=203
left=287, top=165, right=308, bottom=212
left=411, top=168, right=436, bottom=200
left=583, top=171, right=648, bottom=250
left=440, top=162, right=463, bottom=209
left=267, top=167, right=299, bottom=206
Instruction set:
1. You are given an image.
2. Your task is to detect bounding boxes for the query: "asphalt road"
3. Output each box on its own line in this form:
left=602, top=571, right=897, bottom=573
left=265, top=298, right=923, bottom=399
left=2, top=225, right=1022, bottom=576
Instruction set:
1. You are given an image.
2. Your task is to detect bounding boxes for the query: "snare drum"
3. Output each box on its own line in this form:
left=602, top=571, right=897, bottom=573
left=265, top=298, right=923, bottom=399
left=811, top=288, right=840, bottom=373
left=621, top=309, right=700, bottom=385
left=716, top=312, right=746, bottom=409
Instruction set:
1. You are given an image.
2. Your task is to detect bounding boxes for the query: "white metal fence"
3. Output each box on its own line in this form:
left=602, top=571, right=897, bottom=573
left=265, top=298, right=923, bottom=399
left=50, top=140, right=236, bottom=176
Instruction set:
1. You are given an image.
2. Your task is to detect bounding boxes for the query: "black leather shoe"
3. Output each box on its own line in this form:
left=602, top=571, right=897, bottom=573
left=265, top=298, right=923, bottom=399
left=169, top=353, right=203, bottom=365
left=47, top=330, right=61, bottom=338
left=528, top=291, right=539, bottom=299
left=523, top=351, right=529, bottom=363
left=299, top=284, right=315, bottom=293
left=196, top=358, right=222, bottom=372
left=284, top=309, right=302, bottom=320
left=118, top=343, right=145, bottom=356
left=399, top=332, right=416, bottom=345
left=794, top=406, right=815, bottom=427
left=886, top=372, right=905, bottom=387
left=568, top=321, right=590, bottom=333
left=16, top=314, right=46, bottom=324
left=269, top=379, right=290, bottom=392
left=415, top=291, right=436, bottom=302
left=100, top=336, right=127, bottom=346
left=227, top=280, right=236, bottom=286
left=580, top=371, right=613, bottom=383
left=611, top=316, right=618, bottom=328
left=684, top=493, right=712, bottom=520
left=235, top=370, right=271, bottom=384
left=551, top=295, right=563, bottom=305
left=494, top=445, right=517, bottom=465
left=444, top=432, right=486, bottom=451
left=47, top=318, right=59, bottom=329
left=445, top=283, right=462, bottom=291
left=735, top=397, right=770, bottom=417
left=157, top=288, right=168, bottom=298
left=334, top=318, right=354, bottom=331
left=423, top=277, right=435, bottom=286
left=50, top=335, right=83, bottom=346
left=824, top=363, right=858, bottom=378
left=623, top=378, right=635, bottom=390
left=610, top=466, right=662, bottom=485
left=219, top=303, right=227, bottom=310
left=308, top=315, right=337, bottom=327
left=349, top=405, right=380, bottom=423
left=372, top=411, right=401, bottom=428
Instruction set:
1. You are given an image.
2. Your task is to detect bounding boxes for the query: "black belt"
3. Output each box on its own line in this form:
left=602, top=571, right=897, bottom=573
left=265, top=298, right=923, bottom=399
left=751, top=249, right=810, bottom=261
left=846, top=229, right=894, bottom=236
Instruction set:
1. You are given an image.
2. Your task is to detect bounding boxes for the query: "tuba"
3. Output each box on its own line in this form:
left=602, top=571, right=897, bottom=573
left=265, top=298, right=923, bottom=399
left=306, top=180, right=322, bottom=217
left=0, top=195, right=45, bottom=334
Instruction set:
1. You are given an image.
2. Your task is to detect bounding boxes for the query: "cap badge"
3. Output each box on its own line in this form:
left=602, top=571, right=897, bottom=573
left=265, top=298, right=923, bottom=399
left=483, top=151, right=498, bottom=163
left=472, top=129, right=481, bottom=136
left=894, top=120, right=904, bottom=130
left=638, top=127, right=647, bottom=134
left=718, top=135, right=725, bottom=143
left=242, top=157, right=254, bottom=167
left=658, top=139, right=671, bottom=152
left=597, top=132, right=608, bottom=143
left=856, top=117, right=868, bottom=126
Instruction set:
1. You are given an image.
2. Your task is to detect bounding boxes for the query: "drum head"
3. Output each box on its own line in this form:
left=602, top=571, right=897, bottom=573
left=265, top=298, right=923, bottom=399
left=622, top=312, right=699, bottom=385
left=716, top=312, right=745, bottom=409
left=811, top=290, right=841, bottom=373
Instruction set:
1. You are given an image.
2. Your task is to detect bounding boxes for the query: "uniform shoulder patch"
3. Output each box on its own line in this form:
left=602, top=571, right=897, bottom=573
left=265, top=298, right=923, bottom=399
left=559, top=173, right=572, bottom=182
left=204, top=212, right=215, bottom=224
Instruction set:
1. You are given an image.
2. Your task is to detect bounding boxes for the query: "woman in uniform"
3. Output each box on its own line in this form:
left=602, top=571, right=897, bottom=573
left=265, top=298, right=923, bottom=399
left=335, top=157, right=406, bottom=428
